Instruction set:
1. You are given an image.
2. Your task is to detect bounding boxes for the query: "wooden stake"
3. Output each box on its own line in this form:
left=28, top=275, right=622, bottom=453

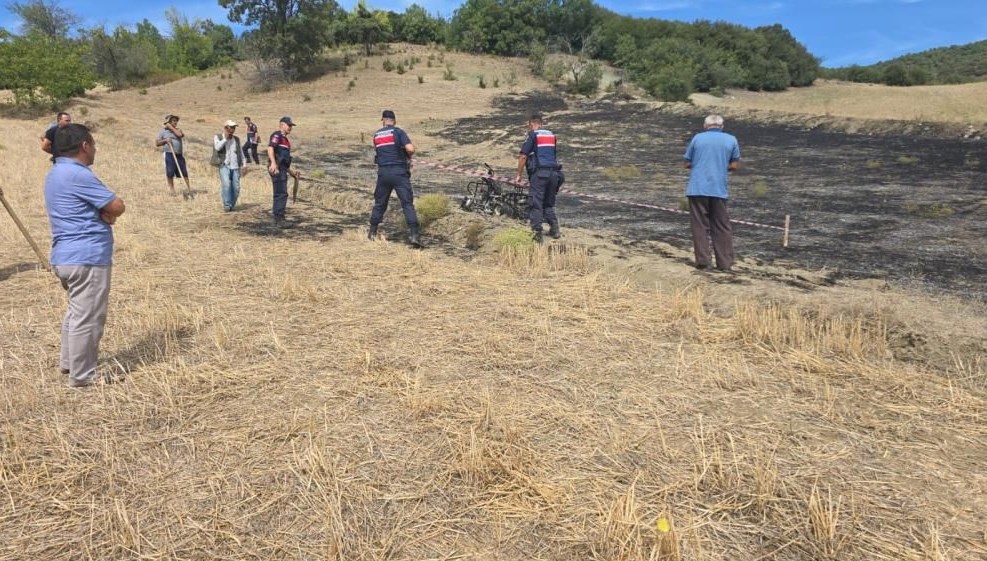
left=0, top=186, right=50, bottom=271
left=782, top=214, right=791, bottom=248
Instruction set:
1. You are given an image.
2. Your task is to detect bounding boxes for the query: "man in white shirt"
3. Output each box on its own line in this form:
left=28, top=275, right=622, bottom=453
left=213, top=119, right=244, bottom=211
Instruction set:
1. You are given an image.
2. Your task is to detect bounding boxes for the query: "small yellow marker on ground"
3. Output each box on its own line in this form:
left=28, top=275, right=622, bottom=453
left=656, top=517, right=671, bottom=533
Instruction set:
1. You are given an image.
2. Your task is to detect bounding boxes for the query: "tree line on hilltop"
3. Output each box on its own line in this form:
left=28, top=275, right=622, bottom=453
left=822, top=40, right=987, bottom=86
left=1, top=0, right=821, bottom=107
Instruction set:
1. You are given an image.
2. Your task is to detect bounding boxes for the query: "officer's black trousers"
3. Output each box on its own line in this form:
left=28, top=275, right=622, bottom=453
left=370, top=170, right=419, bottom=228
left=528, top=168, right=560, bottom=232
left=271, top=167, right=289, bottom=218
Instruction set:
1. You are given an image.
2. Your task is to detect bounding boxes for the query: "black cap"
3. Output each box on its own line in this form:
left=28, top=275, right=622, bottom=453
left=381, top=110, right=396, bottom=120
left=279, top=116, right=296, bottom=126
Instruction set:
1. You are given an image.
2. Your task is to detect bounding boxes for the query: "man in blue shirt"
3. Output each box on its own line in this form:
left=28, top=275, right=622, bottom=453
left=369, top=110, right=421, bottom=247
left=44, top=124, right=126, bottom=388
left=683, top=114, right=740, bottom=271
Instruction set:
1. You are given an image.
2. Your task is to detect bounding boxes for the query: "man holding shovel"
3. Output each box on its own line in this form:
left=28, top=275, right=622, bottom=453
left=155, top=114, right=188, bottom=197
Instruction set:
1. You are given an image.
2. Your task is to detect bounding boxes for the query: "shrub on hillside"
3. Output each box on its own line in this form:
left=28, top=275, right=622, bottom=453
left=493, top=227, right=535, bottom=251
left=416, top=193, right=451, bottom=228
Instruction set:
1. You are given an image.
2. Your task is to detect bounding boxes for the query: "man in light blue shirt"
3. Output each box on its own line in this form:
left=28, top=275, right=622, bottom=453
left=44, top=124, right=126, bottom=388
left=683, top=114, right=740, bottom=271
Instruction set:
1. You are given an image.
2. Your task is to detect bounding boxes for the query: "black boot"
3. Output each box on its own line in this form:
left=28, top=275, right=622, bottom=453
left=548, top=222, right=561, bottom=239
left=408, top=225, right=423, bottom=248
left=532, top=229, right=544, bottom=244
left=368, top=224, right=378, bottom=240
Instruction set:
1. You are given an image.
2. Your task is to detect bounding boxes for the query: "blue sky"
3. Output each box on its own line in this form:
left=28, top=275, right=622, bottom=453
left=1, top=0, right=984, bottom=67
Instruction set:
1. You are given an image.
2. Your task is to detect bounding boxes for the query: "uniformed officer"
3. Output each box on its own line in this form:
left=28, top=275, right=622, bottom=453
left=368, top=110, right=421, bottom=247
left=266, top=116, right=299, bottom=226
left=515, top=112, right=562, bottom=243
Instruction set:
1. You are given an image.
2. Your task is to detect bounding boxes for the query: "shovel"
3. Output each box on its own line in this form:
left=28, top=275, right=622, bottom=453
left=0, top=186, right=51, bottom=271
left=166, top=142, right=194, bottom=200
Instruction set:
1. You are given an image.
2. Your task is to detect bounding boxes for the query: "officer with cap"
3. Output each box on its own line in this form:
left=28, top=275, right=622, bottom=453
left=369, top=109, right=421, bottom=247
left=267, top=116, right=299, bottom=226
left=515, top=112, right=562, bottom=243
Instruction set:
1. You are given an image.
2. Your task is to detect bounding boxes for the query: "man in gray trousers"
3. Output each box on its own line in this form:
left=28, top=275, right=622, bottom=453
left=44, top=124, right=126, bottom=388
left=683, top=114, right=740, bottom=272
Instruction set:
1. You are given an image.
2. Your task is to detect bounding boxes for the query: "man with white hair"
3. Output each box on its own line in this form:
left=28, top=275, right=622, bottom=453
left=683, top=114, right=740, bottom=272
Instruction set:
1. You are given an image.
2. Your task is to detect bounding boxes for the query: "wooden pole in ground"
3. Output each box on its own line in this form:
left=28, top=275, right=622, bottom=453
left=0, top=186, right=50, bottom=271
left=782, top=214, right=790, bottom=248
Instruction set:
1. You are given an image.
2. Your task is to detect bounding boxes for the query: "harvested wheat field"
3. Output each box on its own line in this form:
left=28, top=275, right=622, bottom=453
left=2, top=47, right=987, bottom=561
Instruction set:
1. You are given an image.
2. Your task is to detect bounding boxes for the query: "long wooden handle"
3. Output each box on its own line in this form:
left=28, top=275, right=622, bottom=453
left=0, top=187, right=50, bottom=271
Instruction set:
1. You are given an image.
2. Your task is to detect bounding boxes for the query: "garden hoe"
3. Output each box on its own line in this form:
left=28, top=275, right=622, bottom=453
left=0, top=186, right=50, bottom=272
left=167, top=142, right=194, bottom=201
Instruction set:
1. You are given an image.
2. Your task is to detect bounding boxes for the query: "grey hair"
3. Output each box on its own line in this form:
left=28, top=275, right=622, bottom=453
left=704, top=114, right=725, bottom=128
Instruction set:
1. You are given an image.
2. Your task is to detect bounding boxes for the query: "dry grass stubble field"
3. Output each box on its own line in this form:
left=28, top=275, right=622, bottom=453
left=1, top=47, right=986, bottom=560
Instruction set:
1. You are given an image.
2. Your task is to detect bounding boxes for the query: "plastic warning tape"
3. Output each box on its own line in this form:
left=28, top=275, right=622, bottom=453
left=413, top=159, right=785, bottom=231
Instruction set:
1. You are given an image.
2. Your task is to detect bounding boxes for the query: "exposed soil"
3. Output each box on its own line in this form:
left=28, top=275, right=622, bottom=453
left=404, top=93, right=985, bottom=300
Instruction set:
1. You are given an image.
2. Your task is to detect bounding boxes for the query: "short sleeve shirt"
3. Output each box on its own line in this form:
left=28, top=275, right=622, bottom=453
left=44, top=157, right=117, bottom=266
left=44, top=125, right=58, bottom=160
left=683, top=129, right=741, bottom=199
left=246, top=122, right=258, bottom=143
left=157, top=128, right=183, bottom=154
left=269, top=132, right=292, bottom=167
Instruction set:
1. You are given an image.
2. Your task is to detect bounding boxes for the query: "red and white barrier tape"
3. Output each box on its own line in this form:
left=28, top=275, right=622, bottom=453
left=413, top=158, right=786, bottom=232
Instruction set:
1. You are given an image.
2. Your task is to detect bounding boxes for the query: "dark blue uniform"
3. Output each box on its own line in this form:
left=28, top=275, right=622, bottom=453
left=520, top=128, right=562, bottom=235
left=269, top=131, right=291, bottom=220
left=370, top=125, right=419, bottom=232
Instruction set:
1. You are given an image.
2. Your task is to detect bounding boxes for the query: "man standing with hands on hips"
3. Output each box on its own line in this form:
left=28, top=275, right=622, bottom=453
left=683, top=114, right=740, bottom=272
left=267, top=116, right=299, bottom=226
left=44, top=124, right=126, bottom=388
left=516, top=112, right=562, bottom=243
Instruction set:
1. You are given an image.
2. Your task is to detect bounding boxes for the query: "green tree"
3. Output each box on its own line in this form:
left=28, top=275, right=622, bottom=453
left=756, top=24, right=819, bottom=87
left=882, top=62, right=909, bottom=86
left=201, top=20, right=238, bottom=64
left=449, top=0, right=548, bottom=56
left=547, top=0, right=597, bottom=55
left=567, top=59, right=601, bottom=95
left=0, top=30, right=94, bottom=105
left=397, top=4, right=445, bottom=45
left=86, top=25, right=159, bottom=89
left=342, top=1, right=392, bottom=56
left=162, top=8, right=214, bottom=72
left=6, top=0, right=78, bottom=39
left=135, top=19, right=167, bottom=62
left=220, top=0, right=342, bottom=77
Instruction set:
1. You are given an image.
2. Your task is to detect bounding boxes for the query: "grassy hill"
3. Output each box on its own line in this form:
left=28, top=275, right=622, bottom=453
left=691, top=78, right=987, bottom=126
left=824, top=39, right=987, bottom=85
left=1, top=47, right=986, bottom=560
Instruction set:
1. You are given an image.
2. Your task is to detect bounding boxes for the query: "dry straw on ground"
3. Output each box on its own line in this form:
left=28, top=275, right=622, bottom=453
left=2, top=48, right=986, bottom=560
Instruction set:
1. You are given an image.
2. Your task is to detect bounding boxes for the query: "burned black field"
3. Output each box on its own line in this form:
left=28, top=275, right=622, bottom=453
left=419, top=94, right=986, bottom=299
